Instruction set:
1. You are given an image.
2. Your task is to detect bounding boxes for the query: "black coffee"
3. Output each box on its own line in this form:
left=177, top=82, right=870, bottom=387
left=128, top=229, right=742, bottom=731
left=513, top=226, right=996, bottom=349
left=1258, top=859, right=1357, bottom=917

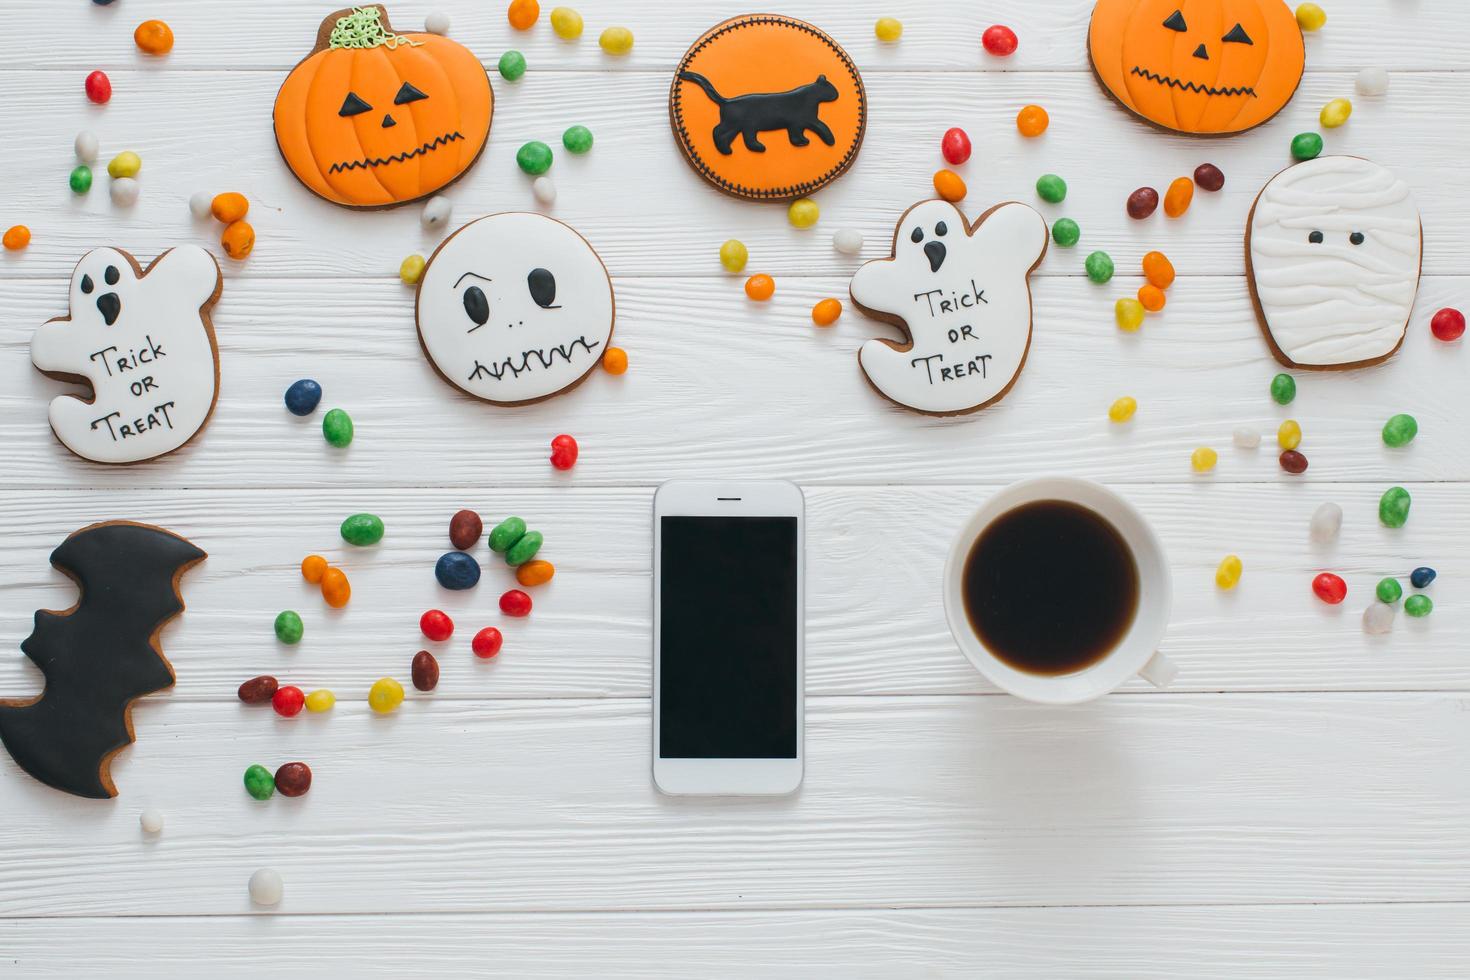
left=962, top=499, right=1139, bottom=675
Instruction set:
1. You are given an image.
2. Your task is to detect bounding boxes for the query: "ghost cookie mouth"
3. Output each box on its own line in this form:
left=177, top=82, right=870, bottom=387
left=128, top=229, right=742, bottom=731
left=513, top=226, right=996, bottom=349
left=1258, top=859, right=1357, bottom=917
left=1130, top=67, right=1255, bottom=98
left=466, top=337, right=603, bottom=384
left=328, top=131, right=465, bottom=174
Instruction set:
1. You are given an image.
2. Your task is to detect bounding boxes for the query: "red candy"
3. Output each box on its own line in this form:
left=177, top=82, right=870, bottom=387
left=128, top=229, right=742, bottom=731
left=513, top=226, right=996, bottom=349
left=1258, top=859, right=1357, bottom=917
left=550, top=433, right=579, bottom=470
left=420, top=608, right=454, bottom=642
left=941, top=127, right=971, bottom=166
left=1431, top=307, right=1465, bottom=342
left=472, top=626, right=504, bottom=659
left=499, top=589, right=532, bottom=617
left=1279, top=449, right=1309, bottom=474
left=1194, top=163, right=1225, bottom=192
left=237, top=675, right=279, bottom=704
left=982, top=24, right=1018, bottom=57
left=1312, top=573, right=1347, bottom=605
left=1127, top=187, right=1159, bottom=219
left=85, top=70, right=112, bottom=104
left=272, top=685, right=305, bottom=718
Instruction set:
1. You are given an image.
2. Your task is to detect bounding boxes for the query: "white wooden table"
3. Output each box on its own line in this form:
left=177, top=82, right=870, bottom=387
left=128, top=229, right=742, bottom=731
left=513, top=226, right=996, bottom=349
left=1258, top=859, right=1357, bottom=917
left=2, top=1, right=1468, bottom=975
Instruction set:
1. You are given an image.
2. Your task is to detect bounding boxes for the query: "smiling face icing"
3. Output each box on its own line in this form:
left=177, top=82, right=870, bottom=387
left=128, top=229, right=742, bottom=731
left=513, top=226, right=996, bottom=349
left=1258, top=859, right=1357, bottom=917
left=417, top=213, right=615, bottom=404
left=850, top=200, right=1048, bottom=416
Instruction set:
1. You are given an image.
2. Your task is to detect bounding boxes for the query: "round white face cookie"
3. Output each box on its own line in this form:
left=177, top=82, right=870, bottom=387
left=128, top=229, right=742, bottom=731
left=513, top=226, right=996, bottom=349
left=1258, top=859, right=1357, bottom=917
left=416, top=213, right=615, bottom=404
left=1248, top=156, right=1422, bottom=369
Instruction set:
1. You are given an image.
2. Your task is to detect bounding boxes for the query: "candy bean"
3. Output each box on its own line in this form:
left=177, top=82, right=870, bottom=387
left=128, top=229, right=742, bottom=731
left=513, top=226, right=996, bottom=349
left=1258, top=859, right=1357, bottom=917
left=272, top=686, right=305, bottom=718
left=719, top=240, right=748, bottom=273
left=69, top=166, right=93, bottom=194
left=248, top=869, right=284, bottom=907
left=516, top=141, right=551, bottom=175
left=368, top=677, right=404, bottom=714
left=507, top=0, right=539, bottom=29
left=110, top=178, right=140, bottom=207
left=833, top=229, right=863, bottom=255
left=1051, top=218, right=1080, bottom=247
left=425, top=11, right=451, bottom=34
left=1115, top=298, right=1145, bottom=332
left=320, top=567, right=351, bottom=608
left=1085, top=251, right=1114, bottom=283
left=134, top=19, right=175, bottom=54
left=500, top=589, right=533, bottom=617
left=400, top=254, right=426, bottom=285
left=1194, top=163, right=1225, bottom=192
left=108, top=151, right=142, bottom=179
left=85, top=70, right=111, bottom=104
left=421, top=195, right=453, bottom=230
left=1410, top=566, right=1436, bottom=589
left=274, top=762, right=312, bottom=798
left=498, top=50, right=527, bottom=81
left=274, top=611, right=304, bottom=645
left=1405, top=594, right=1433, bottom=618
left=550, top=7, right=583, bottom=39
left=1191, top=447, right=1218, bottom=473
left=1270, top=373, right=1296, bottom=405
left=75, top=131, right=99, bottom=163
left=1363, top=603, right=1395, bottom=635
left=1296, top=3, right=1326, bottom=31
left=1320, top=98, right=1352, bottom=128
left=745, top=274, right=775, bottom=301
left=550, top=433, right=579, bottom=470
left=411, top=651, right=440, bottom=692
left=450, top=510, right=482, bottom=550
left=942, top=127, right=971, bottom=164
left=933, top=169, right=967, bottom=202
left=244, top=764, right=275, bottom=801
left=1310, top=502, right=1342, bottom=542
left=1280, top=450, right=1309, bottom=474
left=1016, top=105, right=1048, bottom=137
left=473, top=626, right=504, bottom=659
left=1277, top=419, right=1302, bottom=451
left=1381, top=414, right=1418, bottom=447
left=340, top=513, right=385, bottom=546
left=562, top=125, right=593, bottom=154
left=211, top=192, right=248, bottom=224
left=1108, top=396, right=1137, bottom=423
left=1376, top=578, right=1403, bottom=604
left=599, top=26, right=633, bottom=55
left=788, top=198, right=819, bottom=228
left=1142, top=251, right=1175, bottom=289
left=305, top=689, right=335, bottom=712
left=1291, top=132, right=1323, bottom=160
left=284, top=378, right=322, bottom=417
left=436, top=551, right=481, bottom=590
left=874, top=17, right=902, bottom=42
left=1431, top=308, right=1465, bottom=342
left=238, top=675, right=279, bottom=704
left=489, top=517, right=526, bottom=553
left=301, top=554, right=328, bottom=585
left=1163, top=177, right=1194, bottom=218
left=3, top=226, right=30, bottom=251
left=322, top=408, right=353, bottom=447
left=532, top=176, right=556, bottom=205
left=1137, top=285, right=1166, bottom=312
left=1127, top=187, right=1159, bottom=220
left=603, top=347, right=629, bottom=374
left=188, top=191, right=213, bottom=219
left=516, top=559, right=556, bottom=587
left=1215, top=555, right=1243, bottom=590
left=222, top=221, right=255, bottom=260
left=1356, top=67, right=1390, bottom=97
left=1312, top=572, right=1347, bottom=604
left=140, top=810, right=164, bottom=834
left=1233, top=428, right=1262, bottom=449
left=421, top=609, right=454, bottom=642
left=1035, top=174, right=1066, bottom=204
left=505, top=531, right=544, bottom=567
left=1379, top=487, right=1412, bottom=527
left=982, top=24, right=1018, bottom=56
left=812, top=298, right=842, bottom=327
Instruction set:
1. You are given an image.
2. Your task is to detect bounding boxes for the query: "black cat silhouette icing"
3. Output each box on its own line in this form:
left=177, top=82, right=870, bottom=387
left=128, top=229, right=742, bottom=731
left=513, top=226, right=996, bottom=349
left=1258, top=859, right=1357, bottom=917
left=678, top=71, right=839, bottom=154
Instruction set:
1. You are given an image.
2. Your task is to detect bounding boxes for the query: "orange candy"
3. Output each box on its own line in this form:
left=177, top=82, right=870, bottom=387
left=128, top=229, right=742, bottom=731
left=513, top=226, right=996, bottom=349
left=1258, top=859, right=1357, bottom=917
left=515, top=559, right=556, bottom=588
left=1142, top=250, right=1175, bottom=290
left=211, top=192, right=249, bottom=224
left=301, top=555, right=329, bottom=584
left=134, top=20, right=175, bottom=55
left=1163, top=177, right=1194, bottom=218
left=221, top=220, right=255, bottom=260
left=812, top=298, right=842, bottom=326
left=507, top=0, right=540, bottom=29
left=744, top=274, right=775, bottom=301
left=932, top=168, right=967, bottom=202
left=1016, top=104, right=1050, bottom=137
left=321, top=567, right=351, bottom=608
left=3, top=225, right=31, bottom=250
left=602, top=347, right=629, bottom=375
left=1137, top=284, right=1167, bottom=312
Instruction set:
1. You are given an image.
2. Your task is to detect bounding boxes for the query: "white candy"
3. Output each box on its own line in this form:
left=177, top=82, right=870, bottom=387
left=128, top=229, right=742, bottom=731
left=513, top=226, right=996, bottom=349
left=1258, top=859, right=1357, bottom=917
left=421, top=195, right=453, bottom=230
left=74, top=130, right=99, bottom=163
left=532, top=176, right=556, bottom=205
left=1355, top=67, right=1390, bottom=97
left=188, top=191, right=213, bottom=220
left=139, top=809, right=164, bottom=834
left=110, top=176, right=140, bottom=207
left=424, top=11, right=450, bottom=34
left=1362, top=602, right=1395, bottom=635
left=248, top=868, right=284, bottom=906
left=1232, top=427, right=1261, bottom=449
left=1310, top=502, right=1343, bottom=543
left=832, top=228, right=863, bottom=255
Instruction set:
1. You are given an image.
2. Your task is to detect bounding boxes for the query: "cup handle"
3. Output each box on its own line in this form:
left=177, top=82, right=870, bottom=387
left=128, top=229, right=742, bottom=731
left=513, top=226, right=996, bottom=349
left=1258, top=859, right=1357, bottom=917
left=1137, top=651, right=1177, bottom=689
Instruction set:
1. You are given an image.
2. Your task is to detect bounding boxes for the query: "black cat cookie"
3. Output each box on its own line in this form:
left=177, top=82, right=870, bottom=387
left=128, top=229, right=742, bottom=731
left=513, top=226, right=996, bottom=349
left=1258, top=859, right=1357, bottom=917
left=670, top=14, right=866, bottom=201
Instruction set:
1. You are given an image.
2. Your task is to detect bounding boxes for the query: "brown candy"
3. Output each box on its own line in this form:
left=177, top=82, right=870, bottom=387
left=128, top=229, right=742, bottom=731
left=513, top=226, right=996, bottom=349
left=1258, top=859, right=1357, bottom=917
left=1126, top=186, right=1159, bottom=220
left=449, top=509, right=483, bottom=551
left=411, top=650, right=440, bottom=692
left=274, top=762, right=312, bottom=798
left=238, top=675, right=279, bottom=704
left=1194, top=162, right=1225, bottom=192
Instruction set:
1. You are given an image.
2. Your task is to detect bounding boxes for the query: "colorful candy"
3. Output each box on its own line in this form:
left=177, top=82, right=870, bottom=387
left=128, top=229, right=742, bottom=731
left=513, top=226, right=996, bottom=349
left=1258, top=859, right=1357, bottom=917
left=75, top=131, right=99, bottom=163
left=274, top=762, right=312, bottom=798
left=322, top=408, right=353, bottom=447
left=421, top=195, right=453, bottom=230
left=505, top=532, right=544, bottom=567
left=812, top=298, right=842, bottom=327
left=85, top=70, right=111, bottom=104
left=1410, top=566, right=1437, bottom=588
left=489, top=518, right=527, bottom=553
left=516, top=141, right=552, bottom=175
left=550, top=433, right=579, bottom=470
left=425, top=11, right=451, bottom=34
left=745, top=274, right=775, bottom=301
left=1405, top=595, right=1433, bottom=618
left=110, top=178, right=140, bottom=207
left=500, top=589, right=533, bottom=617
left=69, top=166, right=93, bottom=194
left=272, top=686, right=305, bottom=718
left=298, top=556, right=326, bottom=586
left=532, top=176, right=557, bottom=205
left=1051, top=218, right=1080, bottom=247
left=1016, top=105, right=1049, bottom=137
left=411, top=651, right=440, bottom=692
left=933, top=169, right=967, bottom=202
left=3, top=226, right=30, bottom=251
left=320, top=567, right=351, bottom=608
left=599, top=26, right=634, bottom=55
left=1362, top=603, right=1395, bottom=635
left=1376, top=578, right=1403, bottom=604
left=941, top=127, right=972, bottom=165
left=472, top=626, right=504, bottom=659
left=248, top=869, right=284, bottom=907
left=1035, top=174, right=1067, bottom=204
left=1233, top=428, right=1262, bottom=450
left=1115, top=298, right=1145, bottom=332
left=1215, top=555, right=1243, bottom=590
left=1142, top=251, right=1175, bottom=289
left=189, top=191, right=213, bottom=219
left=498, top=50, right=527, bottom=81
left=1191, top=447, right=1218, bottom=473
left=399, top=254, right=426, bottom=285
left=340, top=514, right=385, bottom=546
left=1291, top=132, right=1324, bottom=161
left=1270, top=373, right=1296, bottom=405
left=1312, top=572, right=1347, bottom=605
left=1379, top=486, right=1412, bottom=527
left=1137, top=285, right=1166, bottom=312
left=1382, top=414, right=1418, bottom=448
left=550, top=7, right=583, bottom=39
left=982, top=24, right=1018, bottom=56
left=1310, top=502, right=1343, bottom=542
left=222, top=221, right=255, bottom=260
left=1280, top=450, right=1308, bottom=474
left=1193, top=163, right=1225, bottom=192
left=1431, top=308, right=1465, bottom=342
left=719, top=239, right=748, bottom=273
left=1108, top=396, right=1137, bottom=423
left=874, top=17, right=903, bottom=42
left=515, top=559, right=555, bottom=587
left=563, top=125, right=593, bottom=154
left=211, top=192, right=249, bottom=224
left=1320, top=98, right=1352, bottom=129
left=139, top=809, right=164, bottom=834
left=1085, top=251, right=1114, bottom=283
left=450, top=510, right=482, bottom=550
left=1163, top=177, right=1194, bottom=218
left=507, top=0, right=539, bottom=29
left=274, top=611, right=304, bottom=645
left=244, top=764, right=275, bottom=801
left=238, top=675, right=279, bottom=704
left=305, top=689, right=335, bottom=713
left=1356, top=67, right=1390, bottom=97
left=602, top=348, right=629, bottom=374
left=435, top=551, right=481, bottom=590
left=1296, top=3, right=1327, bottom=31
left=1277, top=419, right=1302, bottom=451
left=368, top=677, right=405, bottom=714
left=108, top=151, right=142, bottom=179
left=788, top=198, right=819, bottom=228
left=832, top=229, right=863, bottom=255
left=1127, top=187, right=1159, bottom=220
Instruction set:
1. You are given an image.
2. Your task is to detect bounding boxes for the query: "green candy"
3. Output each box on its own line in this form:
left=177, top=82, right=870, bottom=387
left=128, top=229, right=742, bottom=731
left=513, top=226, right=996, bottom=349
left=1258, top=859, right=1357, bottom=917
left=489, top=517, right=527, bottom=553
left=274, top=610, right=304, bottom=645
left=1375, top=578, right=1403, bottom=604
left=562, top=125, right=594, bottom=154
left=1405, top=594, right=1434, bottom=618
left=1381, top=413, right=1418, bottom=448
left=1084, top=251, right=1114, bottom=284
left=505, top=530, right=543, bottom=567
left=1051, top=218, right=1080, bottom=247
left=340, top=513, right=385, bottom=546
left=498, top=50, right=526, bottom=81
left=322, top=408, right=353, bottom=448
left=69, top=165, right=92, bottom=194
left=1270, top=373, right=1297, bottom=405
left=244, top=764, right=275, bottom=801
left=1379, top=486, right=1412, bottom=528
left=1291, top=132, right=1324, bottom=161
left=516, top=140, right=553, bottom=175
left=1035, top=174, right=1067, bottom=204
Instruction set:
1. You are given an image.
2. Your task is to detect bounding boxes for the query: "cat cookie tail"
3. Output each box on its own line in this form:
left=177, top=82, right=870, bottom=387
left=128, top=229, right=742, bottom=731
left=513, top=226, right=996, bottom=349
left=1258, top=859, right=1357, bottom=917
left=678, top=71, right=727, bottom=105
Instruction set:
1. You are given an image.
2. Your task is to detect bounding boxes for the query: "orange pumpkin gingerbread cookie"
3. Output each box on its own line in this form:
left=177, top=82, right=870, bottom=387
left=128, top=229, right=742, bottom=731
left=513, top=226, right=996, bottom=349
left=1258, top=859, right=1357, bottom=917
left=1088, top=0, right=1304, bottom=135
left=671, top=14, right=866, bottom=201
left=273, top=5, right=493, bottom=208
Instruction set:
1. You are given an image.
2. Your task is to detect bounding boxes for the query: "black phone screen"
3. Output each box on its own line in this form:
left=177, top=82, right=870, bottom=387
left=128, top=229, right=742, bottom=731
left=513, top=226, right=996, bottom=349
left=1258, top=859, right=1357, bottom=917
left=659, top=516, right=798, bottom=759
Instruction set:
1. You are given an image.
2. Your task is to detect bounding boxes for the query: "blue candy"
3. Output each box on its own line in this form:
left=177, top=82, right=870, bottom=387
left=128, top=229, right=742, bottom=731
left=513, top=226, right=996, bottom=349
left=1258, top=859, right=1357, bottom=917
left=435, top=551, right=481, bottom=591
left=1410, top=566, right=1437, bottom=589
left=284, top=379, right=323, bottom=417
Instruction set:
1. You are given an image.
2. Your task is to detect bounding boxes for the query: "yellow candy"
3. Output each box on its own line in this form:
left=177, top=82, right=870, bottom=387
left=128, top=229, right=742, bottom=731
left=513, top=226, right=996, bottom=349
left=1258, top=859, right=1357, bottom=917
left=1215, top=555, right=1243, bottom=590
left=1191, top=447, right=1218, bottom=473
left=599, top=26, right=633, bottom=55
left=368, top=677, right=405, bottom=714
left=1115, top=297, right=1145, bottom=332
left=399, top=254, right=426, bottom=285
left=550, top=7, right=583, bottom=39
left=1278, top=419, right=1302, bottom=450
left=1296, top=3, right=1327, bottom=31
left=1320, top=97, right=1352, bottom=128
left=1108, top=396, right=1137, bottom=423
left=305, top=689, right=336, bottom=713
left=107, top=151, right=142, bottom=179
left=719, top=239, right=748, bottom=273
left=874, top=17, right=903, bottom=42
left=788, top=198, right=819, bottom=229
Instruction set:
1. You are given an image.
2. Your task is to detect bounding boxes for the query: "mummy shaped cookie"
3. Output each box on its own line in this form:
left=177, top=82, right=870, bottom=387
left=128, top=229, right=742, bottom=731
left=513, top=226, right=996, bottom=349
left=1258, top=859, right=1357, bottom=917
left=32, top=246, right=223, bottom=464
left=1247, top=156, right=1422, bottom=369
left=416, top=213, right=615, bottom=404
left=849, top=200, right=1048, bottom=416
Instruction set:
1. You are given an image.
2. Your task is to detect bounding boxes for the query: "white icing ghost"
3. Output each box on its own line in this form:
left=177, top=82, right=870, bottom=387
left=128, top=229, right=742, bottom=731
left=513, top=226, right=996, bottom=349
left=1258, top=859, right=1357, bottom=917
left=31, top=246, right=222, bottom=464
left=1249, top=156, right=1422, bottom=368
left=850, top=200, right=1048, bottom=415
left=417, top=213, right=615, bottom=405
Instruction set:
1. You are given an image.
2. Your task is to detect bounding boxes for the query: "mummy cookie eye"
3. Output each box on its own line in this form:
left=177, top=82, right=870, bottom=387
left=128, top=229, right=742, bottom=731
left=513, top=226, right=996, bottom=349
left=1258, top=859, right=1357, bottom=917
left=1162, top=10, right=1187, bottom=31
left=1222, top=23, right=1252, bottom=44
left=1349, top=231, right=1366, bottom=245
left=1308, top=230, right=1325, bottom=244
left=463, top=285, right=489, bottom=328
left=104, top=265, right=120, bottom=285
left=527, top=268, right=559, bottom=309
left=339, top=92, right=373, bottom=117
left=80, top=274, right=94, bottom=294
left=394, top=82, right=428, bottom=105
left=935, top=221, right=948, bottom=236
left=910, top=227, right=924, bottom=244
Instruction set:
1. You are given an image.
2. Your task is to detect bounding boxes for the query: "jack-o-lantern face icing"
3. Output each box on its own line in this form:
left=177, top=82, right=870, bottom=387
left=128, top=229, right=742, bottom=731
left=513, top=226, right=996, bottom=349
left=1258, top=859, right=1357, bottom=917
left=1088, top=0, right=1304, bottom=134
left=274, top=5, right=493, bottom=208
left=416, top=214, right=615, bottom=405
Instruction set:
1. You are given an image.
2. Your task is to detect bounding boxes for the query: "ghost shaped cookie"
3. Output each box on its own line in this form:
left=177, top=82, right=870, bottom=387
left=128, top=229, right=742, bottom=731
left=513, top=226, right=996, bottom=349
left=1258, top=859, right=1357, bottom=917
left=1247, top=156, right=1422, bottom=369
left=416, top=213, right=615, bottom=405
left=31, top=246, right=223, bottom=464
left=849, top=200, right=1048, bottom=416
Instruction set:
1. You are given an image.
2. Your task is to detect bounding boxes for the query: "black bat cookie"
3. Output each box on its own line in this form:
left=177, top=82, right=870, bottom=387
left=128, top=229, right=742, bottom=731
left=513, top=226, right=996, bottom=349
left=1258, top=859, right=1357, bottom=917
left=0, top=522, right=205, bottom=799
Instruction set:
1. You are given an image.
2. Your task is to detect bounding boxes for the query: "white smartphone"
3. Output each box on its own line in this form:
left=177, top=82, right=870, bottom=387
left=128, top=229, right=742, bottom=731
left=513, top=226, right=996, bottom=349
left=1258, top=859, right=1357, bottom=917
left=652, top=480, right=804, bottom=795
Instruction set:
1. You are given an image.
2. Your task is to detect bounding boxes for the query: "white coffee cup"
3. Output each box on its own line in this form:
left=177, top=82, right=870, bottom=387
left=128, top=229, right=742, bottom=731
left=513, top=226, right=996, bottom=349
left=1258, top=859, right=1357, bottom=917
left=942, top=477, right=1176, bottom=704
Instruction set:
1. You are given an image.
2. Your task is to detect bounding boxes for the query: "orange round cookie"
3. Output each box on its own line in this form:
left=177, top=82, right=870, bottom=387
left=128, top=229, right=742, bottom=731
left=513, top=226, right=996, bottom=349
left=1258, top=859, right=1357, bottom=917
left=273, top=5, right=493, bottom=209
left=1088, top=0, right=1304, bottom=135
left=670, top=15, right=866, bottom=201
